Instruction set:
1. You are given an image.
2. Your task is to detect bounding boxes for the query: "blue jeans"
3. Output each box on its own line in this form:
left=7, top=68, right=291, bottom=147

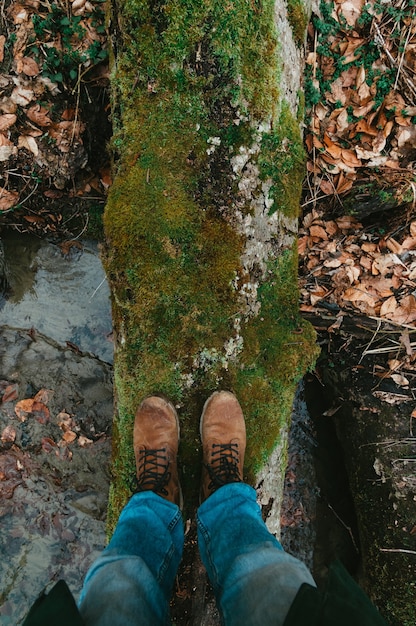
left=79, top=483, right=315, bottom=625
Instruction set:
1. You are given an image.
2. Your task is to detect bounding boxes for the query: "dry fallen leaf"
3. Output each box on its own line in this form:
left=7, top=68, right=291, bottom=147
left=0, top=188, right=19, bottom=211
left=0, top=114, right=17, bottom=131
left=0, top=146, right=17, bottom=162
left=61, top=430, right=77, bottom=444
left=99, top=166, right=112, bottom=189
left=388, top=359, right=402, bottom=371
left=336, top=216, right=362, bottom=230
left=14, top=398, right=34, bottom=421
left=20, top=56, right=40, bottom=77
left=26, top=104, right=53, bottom=127
left=41, top=437, right=57, bottom=453
left=309, top=225, right=328, bottom=240
left=31, top=401, right=50, bottom=424
left=373, top=391, right=412, bottom=405
left=57, top=411, right=74, bottom=432
left=319, top=179, right=334, bottom=195
left=1, top=384, right=19, bottom=404
left=78, top=435, right=93, bottom=447
left=0, top=35, right=5, bottom=63
left=10, top=85, right=34, bottom=106
left=386, top=238, right=402, bottom=255
left=310, top=286, right=330, bottom=305
left=14, top=398, right=50, bottom=423
left=324, top=258, right=342, bottom=268
left=34, top=388, right=53, bottom=404
left=390, top=295, right=416, bottom=324
left=18, top=135, right=38, bottom=156
left=1, top=425, right=17, bottom=443
left=391, top=374, right=409, bottom=388
left=380, top=295, right=398, bottom=317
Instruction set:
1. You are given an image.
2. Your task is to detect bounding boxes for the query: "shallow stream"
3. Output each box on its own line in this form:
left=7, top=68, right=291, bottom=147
left=1, top=232, right=113, bottom=363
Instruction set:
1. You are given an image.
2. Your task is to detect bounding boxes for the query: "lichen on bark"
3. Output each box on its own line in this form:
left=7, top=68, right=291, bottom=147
left=104, top=0, right=317, bottom=529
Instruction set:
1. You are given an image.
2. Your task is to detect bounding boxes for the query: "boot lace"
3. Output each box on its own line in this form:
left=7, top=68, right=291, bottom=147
left=134, top=448, right=171, bottom=497
left=205, top=443, right=241, bottom=493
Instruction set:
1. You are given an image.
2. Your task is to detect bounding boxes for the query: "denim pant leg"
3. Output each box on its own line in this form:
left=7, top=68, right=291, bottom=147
left=197, top=483, right=316, bottom=626
left=78, top=492, right=184, bottom=626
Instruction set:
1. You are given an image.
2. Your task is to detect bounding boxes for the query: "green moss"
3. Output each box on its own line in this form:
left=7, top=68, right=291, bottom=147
left=286, top=0, right=308, bottom=46
left=85, top=202, right=105, bottom=240
left=233, top=247, right=319, bottom=477
left=259, top=102, right=306, bottom=217
left=297, top=88, right=305, bottom=123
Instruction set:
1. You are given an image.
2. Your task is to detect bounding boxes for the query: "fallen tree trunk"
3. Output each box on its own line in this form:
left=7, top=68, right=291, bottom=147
left=103, top=0, right=318, bottom=533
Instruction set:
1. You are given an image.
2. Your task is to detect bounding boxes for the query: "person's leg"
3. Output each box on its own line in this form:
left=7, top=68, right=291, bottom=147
left=197, top=483, right=315, bottom=626
left=79, top=492, right=183, bottom=625
left=79, top=396, right=184, bottom=626
left=197, top=391, right=315, bottom=626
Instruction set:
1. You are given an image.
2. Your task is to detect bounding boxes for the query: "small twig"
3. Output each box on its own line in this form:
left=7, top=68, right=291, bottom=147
left=359, top=318, right=382, bottom=363
left=394, top=24, right=412, bottom=91
left=368, top=316, right=416, bottom=333
left=408, top=181, right=416, bottom=208
left=301, top=192, right=332, bottom=208
left=72, top=212, right=89, bottom=240
left=311, top=35, right=318, bottom=198
left=71, top=64, right=82, bottom=145
left=89, top=276, right=106, bottom=301
left=327, top=503, right=360, bottom=554
left=16, top=181, right=39, bottom=207
left=360, top=437, right=416, bottom=449
left=380, top=548, right=416, bottom=556
left=364, top=343, right=416, bottom=355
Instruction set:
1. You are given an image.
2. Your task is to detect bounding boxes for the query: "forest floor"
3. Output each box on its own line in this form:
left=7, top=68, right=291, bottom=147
left=0, top=0, right=415, bottom=624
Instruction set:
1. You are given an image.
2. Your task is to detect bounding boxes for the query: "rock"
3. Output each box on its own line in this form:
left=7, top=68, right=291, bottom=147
left=0, top=327, right=113, bottom=624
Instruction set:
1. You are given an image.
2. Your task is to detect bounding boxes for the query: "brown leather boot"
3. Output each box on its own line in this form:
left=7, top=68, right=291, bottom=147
left=200, top=391, right=246, bottom=501
left=133, top=395, right=182, bottom=507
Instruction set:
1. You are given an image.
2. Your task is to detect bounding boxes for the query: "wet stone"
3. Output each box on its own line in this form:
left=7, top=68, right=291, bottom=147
left=0, top=329, right=113, bottom=625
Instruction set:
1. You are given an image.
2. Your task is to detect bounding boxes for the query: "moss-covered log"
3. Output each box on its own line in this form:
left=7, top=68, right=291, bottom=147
left=104, top=0, right=318, bottom=530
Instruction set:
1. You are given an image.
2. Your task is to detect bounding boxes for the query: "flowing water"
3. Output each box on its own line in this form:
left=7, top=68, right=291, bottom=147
left=1, top=232, right=113, bottom=363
